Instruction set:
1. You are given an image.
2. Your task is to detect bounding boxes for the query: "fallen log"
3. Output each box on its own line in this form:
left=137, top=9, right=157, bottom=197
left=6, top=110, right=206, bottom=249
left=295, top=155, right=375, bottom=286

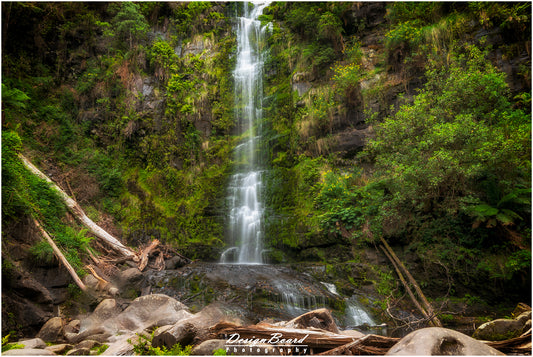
left=20, top=154, right=136, bottom=260
left=33, top=218, right=87, bottom=292
left=486, top=329, right=532, bottom=354
left=213, top=322, right=399, bottom=353
left=380, top=237, right=442, bottom=327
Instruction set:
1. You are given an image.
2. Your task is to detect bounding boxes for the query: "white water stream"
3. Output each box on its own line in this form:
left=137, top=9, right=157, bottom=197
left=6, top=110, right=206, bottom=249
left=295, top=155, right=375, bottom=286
left=221, top=2, right=270, bottom=264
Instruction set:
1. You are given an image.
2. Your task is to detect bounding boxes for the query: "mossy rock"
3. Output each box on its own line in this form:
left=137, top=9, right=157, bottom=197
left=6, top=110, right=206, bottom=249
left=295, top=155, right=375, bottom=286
left=472, top=316, right=527, bottom=341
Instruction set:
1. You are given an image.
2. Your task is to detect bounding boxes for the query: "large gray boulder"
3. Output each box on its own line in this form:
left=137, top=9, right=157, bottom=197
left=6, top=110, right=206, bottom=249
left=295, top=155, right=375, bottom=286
left=111, top=294, right=190, bottom=332
left=79, top=299, right=122, bottom=332
left=473, top=311, right=531, bottom=341
left=17, top=338, right=47, bottom=349
left=386, top=327, right=504, bottom=355
left=36, top=317, right=64, bottom=343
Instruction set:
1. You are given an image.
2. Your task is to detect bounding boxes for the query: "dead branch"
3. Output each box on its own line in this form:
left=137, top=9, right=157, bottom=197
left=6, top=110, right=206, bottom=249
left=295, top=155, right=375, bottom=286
left=33, top=218, right=87, bottom=292
left=137, top=239, right=160, bottom=271
left=318, top=335, right=371, bottom=355
left=380, top=237, right=442, bottom=327
left=20, top=154, right=136, bottom=260
left=153, top=251, right=165, bottom=271
left=86, top=264, right=109, bottom=284
left=380, top=245, right=431, bottom=327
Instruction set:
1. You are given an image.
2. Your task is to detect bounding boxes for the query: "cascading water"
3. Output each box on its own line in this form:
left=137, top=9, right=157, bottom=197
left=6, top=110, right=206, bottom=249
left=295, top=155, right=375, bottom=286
left=221, top=1, right=270, bottom=265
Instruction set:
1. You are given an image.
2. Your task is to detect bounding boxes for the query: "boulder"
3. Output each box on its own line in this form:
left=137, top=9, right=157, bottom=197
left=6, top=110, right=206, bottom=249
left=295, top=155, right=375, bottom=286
left=36, top=317, right=65, bottom=343
left=152, top=302, right=243, bottom=349
left=65, top=327, right=109, bottom=344
left=386, top=327, right=504, bottom=355
left=112, top=294, right=190, bottom=332
left=66, top=347, right=91, bottom=355
left=283, top=308, right=339, bottom=334
left=473, top=312, right=531, bottom=341
left=79, top=299, right=121, bottom=331
left=152, top=322, right=197, bottom=349
left=64, top=320, right=80, bottom=334
left=3, top=348, right=56, bottom=355
left=17, top=338, right=47, bottom=349
left=165, top=255, right=188, bottom=270
left=74, top=339, right=100, bottom=350
left=191, top=339, right=227, bottom=355
left=45, top=344, right=73, bottom=354
left=101, top=334, right=136, bottom=356
left=112, top=268, right=146, bottom=299
left=83, top=274, right=99, bottom=290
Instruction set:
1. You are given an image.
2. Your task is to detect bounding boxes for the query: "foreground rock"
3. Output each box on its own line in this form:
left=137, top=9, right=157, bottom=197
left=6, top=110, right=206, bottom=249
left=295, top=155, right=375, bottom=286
left=2, top=348, right=56, bottom=355
left=280, top=308, right=340, bottom=334
left=191, top=339, right=227, bottom=355
left=36, top=317, right=64, bottom=343
left=386, top=327, right=505, bottom=355
left=152, top=303, right=243, bottom=349
left=473, top=311, right=531, bottom=341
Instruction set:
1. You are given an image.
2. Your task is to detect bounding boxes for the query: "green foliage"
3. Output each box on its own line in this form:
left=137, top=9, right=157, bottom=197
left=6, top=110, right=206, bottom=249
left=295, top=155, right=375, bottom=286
left=477, top=250, right=531, bottom=281
left=1, top=335, right=23, bottom=352
left=213, top=348, right=227, bottom=355
left=364, top=45, right=530, bottom=244
left=109, top=2, right=149, bottom=50
left=93, top=344, right=109, bottom=355
left=468, top=2, right=531, bottom=33
left=149, top=40, right=178, bottom=80
left=2, top=83, right=30, bottom=110
left=313, top=169, right=383, bottom=242
left=129, top=331, right=192, bottom=356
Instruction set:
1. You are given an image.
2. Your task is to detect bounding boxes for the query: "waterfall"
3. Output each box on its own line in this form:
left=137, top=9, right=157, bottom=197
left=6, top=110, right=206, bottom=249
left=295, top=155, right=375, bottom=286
left=221, top=1, right=270, bottom=264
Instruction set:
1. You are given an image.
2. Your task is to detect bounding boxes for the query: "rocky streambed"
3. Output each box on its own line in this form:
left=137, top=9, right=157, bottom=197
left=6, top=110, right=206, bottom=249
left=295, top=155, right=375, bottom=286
left=3, top=257, right=531, bottom=356
left=3, top=292, right=530, bottom=356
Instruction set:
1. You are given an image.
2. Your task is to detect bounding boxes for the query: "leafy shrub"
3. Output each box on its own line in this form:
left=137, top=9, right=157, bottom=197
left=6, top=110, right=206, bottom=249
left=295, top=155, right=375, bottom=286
left=1, top=335, right=23, bottom=352
left=365, top=45, right=530, bottom=244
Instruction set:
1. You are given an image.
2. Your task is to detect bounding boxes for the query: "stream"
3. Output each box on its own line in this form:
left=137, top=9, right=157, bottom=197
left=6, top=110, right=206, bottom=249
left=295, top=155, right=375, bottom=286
left=146, top=262, right=383, bottom=332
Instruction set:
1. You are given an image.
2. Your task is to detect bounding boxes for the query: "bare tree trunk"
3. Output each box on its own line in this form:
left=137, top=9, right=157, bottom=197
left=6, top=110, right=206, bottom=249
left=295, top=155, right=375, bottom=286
left=19, top=154, right=136, bottom=260
left=380, top=245, right=432, bottom=324
left=33, top=218, right=87, bottom=292
left=380, top=237, right=442, bottom=327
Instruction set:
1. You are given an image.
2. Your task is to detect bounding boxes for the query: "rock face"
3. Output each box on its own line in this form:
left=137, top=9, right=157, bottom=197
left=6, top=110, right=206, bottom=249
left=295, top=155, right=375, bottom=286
left=386, top=327, right=505, bottom=356
left=473, top=311, right=532, bottom=341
